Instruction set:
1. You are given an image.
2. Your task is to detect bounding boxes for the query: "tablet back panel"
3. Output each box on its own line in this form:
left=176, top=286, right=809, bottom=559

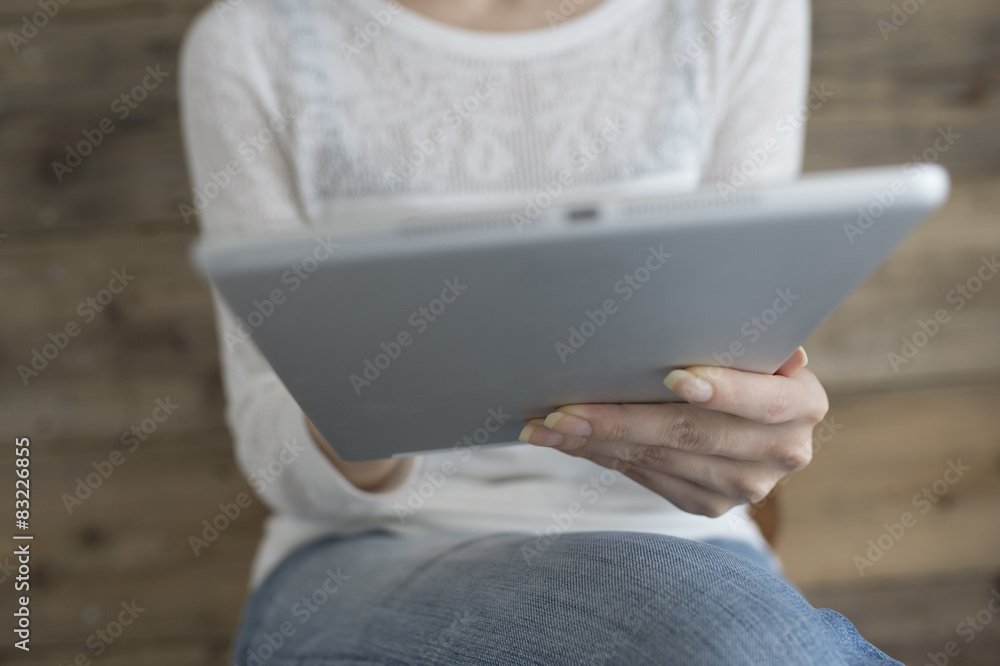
left=195, top=165, right=949, bottom=460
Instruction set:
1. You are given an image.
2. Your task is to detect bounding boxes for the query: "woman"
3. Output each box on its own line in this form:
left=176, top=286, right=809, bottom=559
left=180, top=0, right=900, bottom=662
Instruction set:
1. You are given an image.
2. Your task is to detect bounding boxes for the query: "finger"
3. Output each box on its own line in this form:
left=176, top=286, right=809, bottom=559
left=539, top=402, right=722, bottom=456
left=530, top=405, right=798, bottom=465
left=518, top=419, right=563, bottom=447
left=573, top=451, right=742, bottom=518
left=774, top=346, right=808, bottom=377
left=556, top=436, right=784, bottom=504
left=663, top=365, right=828, bottom=425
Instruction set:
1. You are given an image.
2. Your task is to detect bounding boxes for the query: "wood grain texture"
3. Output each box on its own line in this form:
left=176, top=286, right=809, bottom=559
left=0, top=433, right=261, bottom=663
left=3, top=383, right=999, bottom=662
left=776, top=382, right=1000, bottom=586
left=0, top=0, right=997, bottom=233
left=1, top=0, right=997, bottom=663
left=2, top=176, right=997, bottom=446
left=803, top=572, right=1000, bottom=666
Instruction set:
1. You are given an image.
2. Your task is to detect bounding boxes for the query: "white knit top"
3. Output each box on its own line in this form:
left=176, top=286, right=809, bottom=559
left=179, top=0, right=810, bottom=587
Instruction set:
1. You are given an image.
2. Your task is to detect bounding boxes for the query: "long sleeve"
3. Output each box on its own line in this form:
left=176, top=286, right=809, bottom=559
left=699, top=0, right=812, bottom=187
left=178, top=6, right=420, bottom=524
left=176, top=0, right=808, bottom=589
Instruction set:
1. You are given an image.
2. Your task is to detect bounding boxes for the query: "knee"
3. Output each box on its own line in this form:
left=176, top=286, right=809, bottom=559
left=544, top=531, right=756, bottom=594
left=532, top=532, right=829, bottom=661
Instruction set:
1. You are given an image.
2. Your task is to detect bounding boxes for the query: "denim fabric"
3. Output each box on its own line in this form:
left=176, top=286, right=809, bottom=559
left=700, top=538, right=783, bottom=578
left=232, top=531, right=901, bottom=666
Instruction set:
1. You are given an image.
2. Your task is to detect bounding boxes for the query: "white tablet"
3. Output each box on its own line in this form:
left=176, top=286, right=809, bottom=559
left=193, top=165, right=949, bottom=460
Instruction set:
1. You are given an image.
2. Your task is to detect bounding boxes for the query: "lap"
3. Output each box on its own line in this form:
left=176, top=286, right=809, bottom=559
left=232, top=530, right=899, bottom=666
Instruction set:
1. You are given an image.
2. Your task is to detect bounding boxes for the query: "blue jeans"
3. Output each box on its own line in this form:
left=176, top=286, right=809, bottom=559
left=232, top=531, right=901, bottom=665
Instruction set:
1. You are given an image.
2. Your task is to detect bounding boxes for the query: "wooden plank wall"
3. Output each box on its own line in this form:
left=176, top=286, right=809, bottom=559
left=0, top=0, right=997, bottom=664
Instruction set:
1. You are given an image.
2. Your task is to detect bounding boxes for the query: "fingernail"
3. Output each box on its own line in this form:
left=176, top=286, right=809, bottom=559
left=798, top=346, right=809, bottom=367
left=543, top=411, right=592, bottom=437
left=664, top=369, right=714, bottom=403
left=518, top=424, right=564, bottom=447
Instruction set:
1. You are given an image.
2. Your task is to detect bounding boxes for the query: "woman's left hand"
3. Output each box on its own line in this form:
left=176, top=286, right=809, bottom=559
left=517, top=347, right=827, bottom=518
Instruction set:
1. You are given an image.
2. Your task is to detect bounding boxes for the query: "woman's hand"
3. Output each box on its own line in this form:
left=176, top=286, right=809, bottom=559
left=517, top=348, right=827, bottom=518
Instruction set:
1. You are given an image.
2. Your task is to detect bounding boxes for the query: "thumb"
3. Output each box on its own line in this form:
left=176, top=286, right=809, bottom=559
left=774, top=346, right=808, bottom=377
